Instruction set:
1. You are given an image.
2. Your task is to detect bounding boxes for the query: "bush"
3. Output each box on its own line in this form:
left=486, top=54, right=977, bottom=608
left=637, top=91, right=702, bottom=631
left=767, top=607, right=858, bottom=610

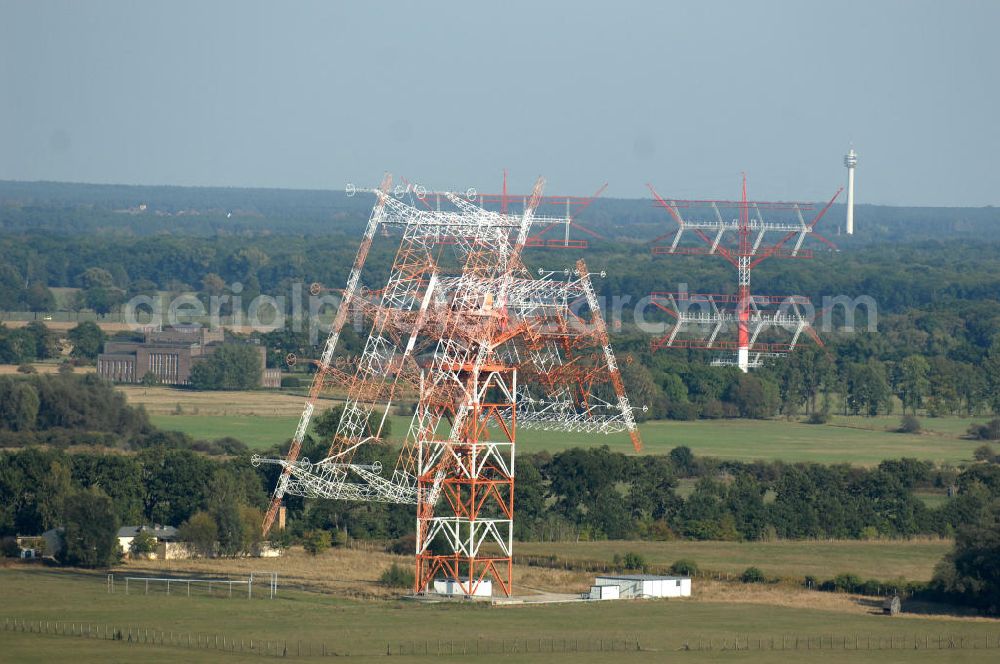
left=899, top=414, right=921, bottom=434
left=191, top=436, right=249, bottom=456
left=269, top=529, right=295, bottom=550
left=973, top=444, right=996, bottom=463
left=16, top=364, right=37, bottom=374
left=332, top=529, right=349, bottom=547
left=859, top=579, right=882, bottom=596
left=620, top=551, right=647, bottom=571
left=803, top=575, right=818, bottom=589
left=388, top=534, right=416, bottom=556
left=379, top=562, right=415, bottom=589
left=669, top=559, right=698, bottom=576
left=129, top=529, right=157, bottom=556
left=280, top=376, right=301, bottom=388
left=179, top=512, right=218, bottom=557
left=741, top=566, right=766, bottom=583
left=140, top=372, right=161, bottom=386
left=700, top=399, right=724, bottom=419
left=833, top=573, right=862, bottom=593
left=859, top=526, right=880, bottom=541
left=1, top=536, right=20, bottom=558
left=667, top=401, right=699, bottom=421
left=806, top=410, right=830, bottom=425
left=967, top=418, right=1000, bottom=441
left=301, top=529, right=331, bottom=556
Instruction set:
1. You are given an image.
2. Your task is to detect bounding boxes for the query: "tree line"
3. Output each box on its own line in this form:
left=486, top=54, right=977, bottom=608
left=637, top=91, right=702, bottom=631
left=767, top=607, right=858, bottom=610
left=0, top=446, right=267, bottom=567
left=3, top=437, right=997, bottom=612
left=4, top=231, right=1000, bottom=415
left=0, top=372, right=253, bottom=455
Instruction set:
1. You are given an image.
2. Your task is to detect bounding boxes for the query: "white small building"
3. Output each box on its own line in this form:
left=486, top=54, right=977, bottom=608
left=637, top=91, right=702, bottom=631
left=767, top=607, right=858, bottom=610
left=589, top=584, right=620, bottom=600
left=117, top=525, right=179, bottom=555
left=593, top=574, right=691, bottom=599
left=432, top=578, right=492, bottom=598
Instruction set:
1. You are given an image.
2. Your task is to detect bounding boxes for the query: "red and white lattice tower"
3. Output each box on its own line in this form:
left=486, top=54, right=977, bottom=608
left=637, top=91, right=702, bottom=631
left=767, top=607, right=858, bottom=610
left=254, top=174, right=640, bottom=597
left=647, top=174, right=841, bottom=371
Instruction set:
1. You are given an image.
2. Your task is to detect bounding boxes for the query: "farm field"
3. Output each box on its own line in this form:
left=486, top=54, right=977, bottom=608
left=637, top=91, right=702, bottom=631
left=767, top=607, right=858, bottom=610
left=148, top=411, right=982, bottom=465
left=1, top=564, right=997, bottom=664
left=129, top=383, right=984, bottom=465
left=516, top=538, right=954, bottom=582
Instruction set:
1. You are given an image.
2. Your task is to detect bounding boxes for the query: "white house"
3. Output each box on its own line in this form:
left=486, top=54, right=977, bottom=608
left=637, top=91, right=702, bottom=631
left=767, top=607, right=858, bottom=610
left=117, top=525, right=179, bottom=555
left=593, top=574, right=692, bottom=599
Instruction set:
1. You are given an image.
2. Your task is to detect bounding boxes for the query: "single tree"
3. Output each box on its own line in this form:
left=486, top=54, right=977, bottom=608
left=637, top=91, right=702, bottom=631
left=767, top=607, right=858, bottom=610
left=178, top=511, right=218, bottom=557
left=59, top=487, right=118, bottom=568
left=67, top=321, right=106, bottom=361
left=129, top=529, right=157, bottom=557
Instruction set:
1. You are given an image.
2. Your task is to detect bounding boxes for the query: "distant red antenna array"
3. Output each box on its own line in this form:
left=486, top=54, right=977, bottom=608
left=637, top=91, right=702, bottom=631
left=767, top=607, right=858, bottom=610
left=647, top=174, right=842, bottom=371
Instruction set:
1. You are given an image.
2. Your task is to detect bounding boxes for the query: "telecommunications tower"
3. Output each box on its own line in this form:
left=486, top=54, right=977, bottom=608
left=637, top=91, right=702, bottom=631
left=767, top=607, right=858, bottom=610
left=254, top=174, right=641, bottom=597
left=844, top=147, right=857, bottom=235
left=647, top=174, right=841, bottom=372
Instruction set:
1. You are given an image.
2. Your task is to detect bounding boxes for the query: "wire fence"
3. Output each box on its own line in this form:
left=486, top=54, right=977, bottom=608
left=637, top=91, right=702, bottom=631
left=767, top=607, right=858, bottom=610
left=677, top=633, right=1000, bottom=651
left=387, top=636, right=641, bottom=656
left=3, top=617, right=297, bottom=658
left=106, top=572, right=278, bottom=599
left=4, top=618, right=1000, bottom=658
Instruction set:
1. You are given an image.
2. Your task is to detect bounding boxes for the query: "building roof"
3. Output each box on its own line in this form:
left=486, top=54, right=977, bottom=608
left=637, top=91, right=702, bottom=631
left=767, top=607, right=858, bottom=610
left=595, top=574, right=690, bottom=581
left=117, top=525, right=179, bottom=540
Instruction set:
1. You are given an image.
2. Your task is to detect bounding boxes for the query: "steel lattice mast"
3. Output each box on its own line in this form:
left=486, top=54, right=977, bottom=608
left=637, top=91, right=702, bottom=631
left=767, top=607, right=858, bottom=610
left=254, top=175, right=641, bottom=596
left=647, top=174, right=841, bottom=371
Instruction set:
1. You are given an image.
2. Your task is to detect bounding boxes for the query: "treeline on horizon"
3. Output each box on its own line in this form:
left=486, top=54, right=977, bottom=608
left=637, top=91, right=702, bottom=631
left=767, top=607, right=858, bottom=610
left=2, top=178, right=1000, bottom=243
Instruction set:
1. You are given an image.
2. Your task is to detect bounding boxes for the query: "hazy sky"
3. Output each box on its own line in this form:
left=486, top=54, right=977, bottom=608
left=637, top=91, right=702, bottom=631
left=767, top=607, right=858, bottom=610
left=2, top=1, right=998, bottom=205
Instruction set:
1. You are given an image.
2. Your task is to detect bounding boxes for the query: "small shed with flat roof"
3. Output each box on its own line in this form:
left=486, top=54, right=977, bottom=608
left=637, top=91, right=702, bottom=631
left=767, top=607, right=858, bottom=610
left=593, top=574, right=691, bottom=599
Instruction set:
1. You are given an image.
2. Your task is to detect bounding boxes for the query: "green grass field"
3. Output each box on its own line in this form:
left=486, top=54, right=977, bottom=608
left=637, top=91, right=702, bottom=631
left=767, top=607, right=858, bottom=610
left=517, top=538, right=954, bottom=582
left=1, top=568, right=997, bottom=663
left=151, top=411, right=982, bottom=466
left=150, top=414, right=300, bottom=449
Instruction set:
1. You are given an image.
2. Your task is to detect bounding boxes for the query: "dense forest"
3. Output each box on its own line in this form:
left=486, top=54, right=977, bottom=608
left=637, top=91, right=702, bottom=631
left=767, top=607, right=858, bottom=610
left=2, top=427, right=998, bottom=611
left=2, top=236, right=1000, bottom=421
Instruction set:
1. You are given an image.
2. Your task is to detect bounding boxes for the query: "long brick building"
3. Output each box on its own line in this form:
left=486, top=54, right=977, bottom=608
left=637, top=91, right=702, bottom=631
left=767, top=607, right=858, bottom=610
left=97, top=327, right=280, bottom=388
